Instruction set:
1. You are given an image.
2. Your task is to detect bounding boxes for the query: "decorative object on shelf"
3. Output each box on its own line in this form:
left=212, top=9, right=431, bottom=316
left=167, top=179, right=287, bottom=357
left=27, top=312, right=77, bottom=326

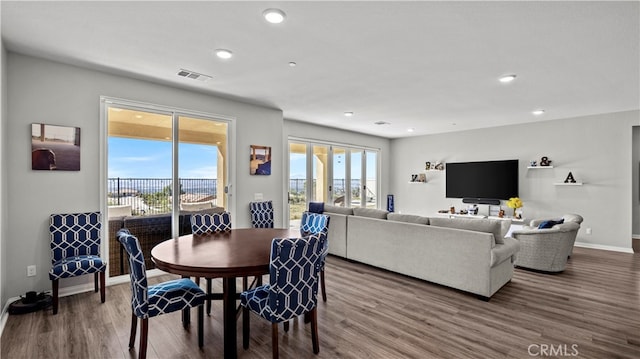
left=411, top=174, right=418, bottom=182
left=425, top=161, right=445, bottom=171
left=498, top=209, right=505, bottom=218
left=529, top=160, right=537, bottom=167
left=540, top=156, right=552, bottom=167
left=506, top=197, right=523, bottom=218
left=418, top=173, right=426, bottom=182
left=467, top=204, right=478, bottom=215
left=564, top=172, right=576, bottom=183
left=449, top=206, right=455, bottom=214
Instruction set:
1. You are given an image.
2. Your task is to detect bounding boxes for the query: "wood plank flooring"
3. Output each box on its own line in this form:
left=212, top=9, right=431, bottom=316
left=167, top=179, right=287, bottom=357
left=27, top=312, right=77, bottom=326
left=2, top=247, right=639, bottom=358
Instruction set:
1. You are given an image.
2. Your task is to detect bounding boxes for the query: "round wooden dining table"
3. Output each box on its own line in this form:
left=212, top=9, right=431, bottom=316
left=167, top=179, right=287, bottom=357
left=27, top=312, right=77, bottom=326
left=151, top=227, right=299, bottom=359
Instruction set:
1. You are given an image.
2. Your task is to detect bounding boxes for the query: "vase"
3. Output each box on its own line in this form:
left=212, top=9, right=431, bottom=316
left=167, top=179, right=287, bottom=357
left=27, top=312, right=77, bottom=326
left=512, top=208, right=517, bottom=217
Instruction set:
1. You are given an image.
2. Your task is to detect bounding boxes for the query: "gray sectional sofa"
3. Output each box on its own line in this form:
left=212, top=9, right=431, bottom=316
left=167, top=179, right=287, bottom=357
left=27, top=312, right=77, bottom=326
left=320, top=204, right=520, bottom=299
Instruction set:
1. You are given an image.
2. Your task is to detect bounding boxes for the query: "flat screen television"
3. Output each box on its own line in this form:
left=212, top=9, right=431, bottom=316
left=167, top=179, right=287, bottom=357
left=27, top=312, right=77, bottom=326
left=446, top=159, right=519, bottom=202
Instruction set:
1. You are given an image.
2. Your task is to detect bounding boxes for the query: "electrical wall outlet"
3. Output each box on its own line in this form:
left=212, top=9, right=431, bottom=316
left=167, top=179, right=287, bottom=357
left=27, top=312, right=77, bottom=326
left=254, top=193, right=263, bottom=201
left=27, top=265, right=36, bottom=277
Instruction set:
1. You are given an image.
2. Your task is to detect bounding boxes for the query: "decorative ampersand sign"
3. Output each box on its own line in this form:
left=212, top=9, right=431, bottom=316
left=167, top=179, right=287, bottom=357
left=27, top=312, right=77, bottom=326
left=540, top=156, right=552, bottom=166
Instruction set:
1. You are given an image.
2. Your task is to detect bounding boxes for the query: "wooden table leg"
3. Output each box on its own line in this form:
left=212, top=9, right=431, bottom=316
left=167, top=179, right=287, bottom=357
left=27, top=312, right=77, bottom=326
left=223, top=277, right=237, bottom=359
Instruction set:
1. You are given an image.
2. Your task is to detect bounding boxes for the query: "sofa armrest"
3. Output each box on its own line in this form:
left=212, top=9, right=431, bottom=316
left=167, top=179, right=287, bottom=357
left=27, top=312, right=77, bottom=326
left=491, top=237, right=520, bottom=267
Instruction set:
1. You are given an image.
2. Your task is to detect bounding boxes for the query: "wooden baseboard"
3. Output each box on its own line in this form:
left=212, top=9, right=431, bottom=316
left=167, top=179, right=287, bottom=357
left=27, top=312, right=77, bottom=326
left=574, top=241, right=634, bottom=253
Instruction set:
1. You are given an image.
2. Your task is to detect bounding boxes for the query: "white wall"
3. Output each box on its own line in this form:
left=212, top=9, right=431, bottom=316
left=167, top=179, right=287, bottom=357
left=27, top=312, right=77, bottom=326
left=390, top=110, right=640, bottom=251
left=284, top=119, right=391, bottom=211
left=1, top=41, right=7, bottom=311
left=633, top=126, right=640, bottom=237
left=4, top=53, right=283, bottom=299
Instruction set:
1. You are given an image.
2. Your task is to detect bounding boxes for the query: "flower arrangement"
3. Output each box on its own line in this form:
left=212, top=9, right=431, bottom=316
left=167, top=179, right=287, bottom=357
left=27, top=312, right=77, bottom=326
left=506, top=197, right=523, bottom=217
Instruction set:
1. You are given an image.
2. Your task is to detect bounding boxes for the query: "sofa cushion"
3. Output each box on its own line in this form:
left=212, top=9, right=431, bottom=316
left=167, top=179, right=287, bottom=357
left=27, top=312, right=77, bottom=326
left=429, top=217, right=508, bottom=246
left=387, top=213, right=429, bottom=225
left=353, top=207, right=389, bottom=219
left=180, top=206, right=225, bottom=216
left=108, top=204, right=132, bottom=219
left=538, top=218, right=564, bottom=229
left=308, top=202, right=324, bottom=214
left=323, top=204, right=354, bottom=215
left=180, top=201, right=213, bottom=211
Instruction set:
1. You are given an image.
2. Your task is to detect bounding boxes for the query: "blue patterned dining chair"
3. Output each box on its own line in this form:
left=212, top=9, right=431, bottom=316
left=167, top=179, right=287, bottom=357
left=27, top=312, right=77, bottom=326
left=249, top=200, right=274, bottom=228
left=48, top=212, right=106, bottom=315
left=300, top=211, right=331, bottom=302
left=190, top=212, right=232, bottom=315
left=117, top=229, right=206, bottom=359
left=240, top=232, right=326, bottom=359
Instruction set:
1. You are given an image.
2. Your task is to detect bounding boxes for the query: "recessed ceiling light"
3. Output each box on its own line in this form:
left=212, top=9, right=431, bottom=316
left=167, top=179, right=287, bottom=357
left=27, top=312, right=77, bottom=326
left=407, top=128, right=415, bottom=132
left=532, top=109, right=545, bottom=115
left=263, top=8, right=286, bottom=24
left=289, top=62, right=297, bottom=67
left=215, top=49, right=233, bottom=59
left=344, top=112, right=354, bottom=117
left=499, top=74, right=517, bottom=83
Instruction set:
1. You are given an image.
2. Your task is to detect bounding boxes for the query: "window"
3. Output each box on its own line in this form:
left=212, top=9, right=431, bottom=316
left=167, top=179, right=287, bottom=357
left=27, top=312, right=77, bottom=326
left=103, top=99, right=230, bottom=278
left=288, top=139, right=379, bottom=226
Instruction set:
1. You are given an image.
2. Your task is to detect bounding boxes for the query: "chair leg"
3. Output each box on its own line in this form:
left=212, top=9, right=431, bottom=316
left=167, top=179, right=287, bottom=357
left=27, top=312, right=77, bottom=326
left=206, top=278, right=212, bottom=316
left=242, top=306, right=250, bottom=349
left=320, top=269, right=327, bottom=302
left=139, top=318, right=148, bottom=359
left=99, top=272, right=106, bottom=303
left=129, top=313, right=137, bottom=349
left=283, top=320, right=289, bottom=332
left=310, top=308, right=319, bottom=354
left=271, top=322, right=279, bottom=359
left=52, top=279, right=59, bottom=315
left=94, top=272, right=99, bottom=292
left=198, top=305, right=204, bottom=348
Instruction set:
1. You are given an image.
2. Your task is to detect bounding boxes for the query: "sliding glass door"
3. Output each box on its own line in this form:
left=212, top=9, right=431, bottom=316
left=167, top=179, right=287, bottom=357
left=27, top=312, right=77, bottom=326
left=105, top=101, right=229, bottom=278
left=288, top=139, right=379, bottom=227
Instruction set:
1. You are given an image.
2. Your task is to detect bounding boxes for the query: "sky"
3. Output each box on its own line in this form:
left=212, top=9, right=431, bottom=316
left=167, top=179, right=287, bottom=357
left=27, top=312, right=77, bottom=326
left=109, top=137, right=376, bottom=180
left=108, top=137, right=218, bottom=179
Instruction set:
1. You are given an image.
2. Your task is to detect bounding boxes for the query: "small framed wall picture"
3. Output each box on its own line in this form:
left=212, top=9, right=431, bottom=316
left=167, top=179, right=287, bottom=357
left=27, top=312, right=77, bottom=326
left=31, top=123, right=81, bottom=171
left=250, top=145, right=271, bottom=175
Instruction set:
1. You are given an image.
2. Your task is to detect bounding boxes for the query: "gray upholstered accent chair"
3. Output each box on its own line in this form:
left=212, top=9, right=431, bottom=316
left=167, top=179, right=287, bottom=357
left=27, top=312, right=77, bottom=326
left=511, top=214, right=583, bottom=272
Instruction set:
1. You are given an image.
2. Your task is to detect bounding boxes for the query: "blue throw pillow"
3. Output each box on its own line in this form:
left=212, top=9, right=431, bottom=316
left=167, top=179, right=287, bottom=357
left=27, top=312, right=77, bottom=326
left=309, top=202, right=324, bottom=214
left=538, top=218, right=564, bottom=229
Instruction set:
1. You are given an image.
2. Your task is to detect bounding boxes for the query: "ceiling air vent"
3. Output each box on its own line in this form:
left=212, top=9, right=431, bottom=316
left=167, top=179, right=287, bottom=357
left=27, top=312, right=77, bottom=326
left=177, top=68, right=212, bottom=82
left=374, top=121, right=391, bottom=125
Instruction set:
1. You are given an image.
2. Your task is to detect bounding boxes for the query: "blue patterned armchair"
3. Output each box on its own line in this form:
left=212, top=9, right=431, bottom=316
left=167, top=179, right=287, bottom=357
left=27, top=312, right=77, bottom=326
left=240, top=233, right=326, bottom=359
left=190, top=211, right=232, bottom=315
left=300, top=211, right=330, bottom=302
left=117, top=229, right=206, bottom=359
left=250, top=200, right=274, bottom=228
left=48, top=212, right=106, bottom=314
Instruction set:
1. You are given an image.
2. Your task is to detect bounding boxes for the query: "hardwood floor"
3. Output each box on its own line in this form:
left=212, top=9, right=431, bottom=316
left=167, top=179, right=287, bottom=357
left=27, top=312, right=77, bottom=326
left=2, top=247, right=639, bottom=358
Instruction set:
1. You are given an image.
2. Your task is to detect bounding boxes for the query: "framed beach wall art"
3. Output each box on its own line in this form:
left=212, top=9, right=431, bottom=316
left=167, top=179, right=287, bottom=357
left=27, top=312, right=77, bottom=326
left=250, top=145, right=271, bottom=175
left=31, top=123, right=81, bottom=171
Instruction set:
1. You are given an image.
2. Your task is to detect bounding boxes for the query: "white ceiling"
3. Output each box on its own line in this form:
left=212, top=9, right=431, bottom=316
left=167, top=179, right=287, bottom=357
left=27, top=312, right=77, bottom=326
left=2, top=1, right=639, bottom=138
